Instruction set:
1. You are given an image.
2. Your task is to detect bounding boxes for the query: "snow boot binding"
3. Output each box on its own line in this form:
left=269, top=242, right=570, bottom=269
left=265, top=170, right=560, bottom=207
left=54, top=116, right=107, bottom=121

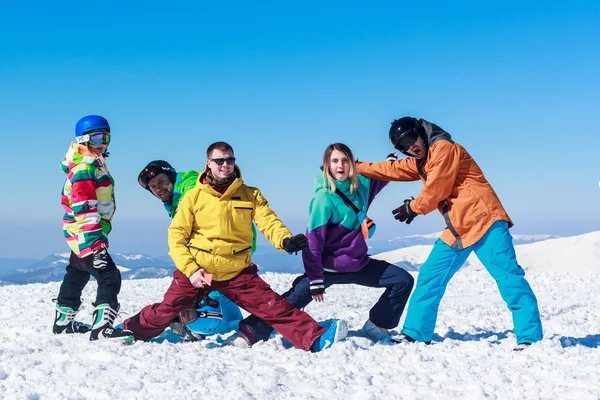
left=53, top=303, right=91, bottom=334
left=89, top=303, right=134, bottom=344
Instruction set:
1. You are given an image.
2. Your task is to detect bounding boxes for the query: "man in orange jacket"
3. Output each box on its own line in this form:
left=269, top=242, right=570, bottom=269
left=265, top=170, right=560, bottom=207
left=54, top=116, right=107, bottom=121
left=357, top=117, right=543, bottom=350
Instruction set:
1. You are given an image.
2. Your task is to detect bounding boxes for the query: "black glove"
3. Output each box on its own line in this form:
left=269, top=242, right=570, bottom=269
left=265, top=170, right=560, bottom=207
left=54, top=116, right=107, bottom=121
left=309, top=281, right=325, bottom=296
left=392, top=198, right=418, bottom=224
left=283, top=234, right=309, bottom=254
left=386, top=152, right=398, bottom=162
left=93, top=248, right=109, bottom=269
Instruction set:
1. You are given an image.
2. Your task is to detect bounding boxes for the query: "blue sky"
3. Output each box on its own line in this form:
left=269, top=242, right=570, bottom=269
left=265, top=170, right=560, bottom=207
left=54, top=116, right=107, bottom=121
left=1, top=1, right=599, bottom=258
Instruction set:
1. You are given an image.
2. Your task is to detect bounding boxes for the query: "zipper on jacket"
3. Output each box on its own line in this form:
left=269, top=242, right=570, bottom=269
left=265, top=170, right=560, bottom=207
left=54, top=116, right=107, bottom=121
left=188, top=245, right=212, bottom=253
left=234, top=207, right=253, bottom=210
left=233, top=246, right=252, bottom=254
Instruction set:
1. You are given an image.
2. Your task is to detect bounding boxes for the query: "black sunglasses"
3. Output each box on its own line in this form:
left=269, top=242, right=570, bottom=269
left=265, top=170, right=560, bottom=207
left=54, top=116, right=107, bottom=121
left=391, top=129, right=419, bottom=152
left=211, top=157, right=236, bottom=166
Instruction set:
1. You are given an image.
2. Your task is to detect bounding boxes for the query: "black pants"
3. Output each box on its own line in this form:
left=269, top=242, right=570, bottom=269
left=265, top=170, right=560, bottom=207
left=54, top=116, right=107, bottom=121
left=56, top=251, right=122, bottom=310
left=241, top=258, right=415, bottom=342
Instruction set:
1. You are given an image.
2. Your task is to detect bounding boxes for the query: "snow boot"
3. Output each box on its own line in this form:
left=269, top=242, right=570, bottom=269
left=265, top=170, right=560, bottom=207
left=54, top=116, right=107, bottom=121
left=89, top=303, right=134, bottom=344
left=222, top=331, right=252, bottom=348
left=53, top=304, right=91, bottom=334
left=360, top=319, right=390, bottom=343
left=391, top=333, right=419, bottom=344
left=513, top=342, right=531, bottom=352
left=311, top=319, right=348, bottom=352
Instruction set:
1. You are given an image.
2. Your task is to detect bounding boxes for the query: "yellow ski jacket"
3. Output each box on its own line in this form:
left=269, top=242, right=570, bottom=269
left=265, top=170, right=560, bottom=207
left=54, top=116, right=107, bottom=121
left=168, top=166, right=292, bottom=281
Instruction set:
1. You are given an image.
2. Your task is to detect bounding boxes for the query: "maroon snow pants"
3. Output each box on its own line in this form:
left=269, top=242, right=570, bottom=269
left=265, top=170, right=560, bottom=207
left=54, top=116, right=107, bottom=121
left=123, top=269, right=200, bottom=341
left=124, top=265, right=326, bottom=350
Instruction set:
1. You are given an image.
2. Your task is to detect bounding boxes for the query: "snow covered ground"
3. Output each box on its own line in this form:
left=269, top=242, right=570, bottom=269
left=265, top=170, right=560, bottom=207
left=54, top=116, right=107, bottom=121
left=1, top=265, right=599, bottom=399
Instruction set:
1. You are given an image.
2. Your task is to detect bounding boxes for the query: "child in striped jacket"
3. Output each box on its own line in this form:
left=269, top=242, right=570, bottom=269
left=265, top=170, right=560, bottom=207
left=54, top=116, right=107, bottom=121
left=53, top=115, right=133, bottom=343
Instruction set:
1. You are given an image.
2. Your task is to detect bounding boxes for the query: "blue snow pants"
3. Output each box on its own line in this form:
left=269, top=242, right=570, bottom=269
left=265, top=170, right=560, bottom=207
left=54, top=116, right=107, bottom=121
left=401, top=221, right=543, bottom=345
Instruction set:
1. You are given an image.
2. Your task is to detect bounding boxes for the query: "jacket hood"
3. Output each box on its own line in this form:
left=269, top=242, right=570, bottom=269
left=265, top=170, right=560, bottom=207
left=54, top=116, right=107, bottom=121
left=60, top=143, right=103, bottom=175
left=420, top=118, right=453, bottom=147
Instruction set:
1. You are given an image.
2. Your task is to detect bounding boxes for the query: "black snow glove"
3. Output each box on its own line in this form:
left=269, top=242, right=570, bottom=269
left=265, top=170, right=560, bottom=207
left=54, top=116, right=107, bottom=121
left=283, top=234, right=309, bottom=254
left=309, top=281, right=325, bottom=297
left=93, top=248, right=109, bottom=269
left=392, top=198, right=418, bottom=224
left=386, top=152, right=398, bottom=162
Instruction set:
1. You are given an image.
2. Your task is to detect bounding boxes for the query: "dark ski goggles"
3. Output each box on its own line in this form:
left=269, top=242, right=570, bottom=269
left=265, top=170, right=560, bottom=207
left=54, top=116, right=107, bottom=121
left=210, top=157, right=236, bottom=166
left=138, top=165, right=160, bottom=188
left=391, top=128, right=419, bottom=152
left=178, top=308, right=223, bottom=325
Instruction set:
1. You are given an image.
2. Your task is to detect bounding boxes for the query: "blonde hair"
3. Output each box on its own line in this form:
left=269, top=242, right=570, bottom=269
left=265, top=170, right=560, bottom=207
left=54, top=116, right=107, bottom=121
left=322, top=143, right=358, bottom=193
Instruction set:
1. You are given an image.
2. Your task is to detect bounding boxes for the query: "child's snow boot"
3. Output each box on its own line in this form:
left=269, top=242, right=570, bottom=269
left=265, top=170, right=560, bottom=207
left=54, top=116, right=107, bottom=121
left=53, top=303, right=91, bottom=334
left=89, top=303, right=134, bottom=344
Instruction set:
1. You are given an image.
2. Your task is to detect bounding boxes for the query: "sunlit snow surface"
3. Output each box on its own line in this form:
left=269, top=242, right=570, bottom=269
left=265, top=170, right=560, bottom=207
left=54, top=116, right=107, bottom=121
left=1, top=268, right=599, bottom=399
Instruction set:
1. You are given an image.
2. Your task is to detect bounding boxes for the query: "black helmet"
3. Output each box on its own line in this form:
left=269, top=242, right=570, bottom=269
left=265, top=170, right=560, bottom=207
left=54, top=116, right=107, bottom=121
left=389, top=117, right=422, bottom=152
left=138, top=160, right=177, bottom=191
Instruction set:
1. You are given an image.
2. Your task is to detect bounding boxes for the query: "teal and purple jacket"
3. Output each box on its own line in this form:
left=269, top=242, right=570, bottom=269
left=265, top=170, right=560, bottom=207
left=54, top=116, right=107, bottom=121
left=60, top=143, right=115, bottom=258
left=302, top=170, right=388, bottom=292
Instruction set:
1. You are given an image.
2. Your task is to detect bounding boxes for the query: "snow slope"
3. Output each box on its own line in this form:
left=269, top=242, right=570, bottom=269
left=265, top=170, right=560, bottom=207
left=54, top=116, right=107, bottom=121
left=374, top=230, right=600, bottom=274
left=0, top=267, right=599, bottom=399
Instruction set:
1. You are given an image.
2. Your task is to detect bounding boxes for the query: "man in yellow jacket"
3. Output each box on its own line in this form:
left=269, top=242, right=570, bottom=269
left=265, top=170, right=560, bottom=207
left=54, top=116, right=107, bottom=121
left=168, top=141, right=347, bottom=351
left=357, top=117, right=543, bottom=351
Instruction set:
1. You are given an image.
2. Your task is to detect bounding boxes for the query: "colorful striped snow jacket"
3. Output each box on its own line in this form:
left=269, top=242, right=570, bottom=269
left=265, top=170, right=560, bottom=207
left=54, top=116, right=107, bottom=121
left=60, top=143, right=115, bottom=258
left=302, top=170, right=388, bottom=290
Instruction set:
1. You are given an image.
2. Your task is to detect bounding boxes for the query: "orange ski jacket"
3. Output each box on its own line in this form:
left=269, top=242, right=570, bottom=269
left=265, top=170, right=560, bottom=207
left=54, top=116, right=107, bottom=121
left=356, top=120, right=513, bottom=249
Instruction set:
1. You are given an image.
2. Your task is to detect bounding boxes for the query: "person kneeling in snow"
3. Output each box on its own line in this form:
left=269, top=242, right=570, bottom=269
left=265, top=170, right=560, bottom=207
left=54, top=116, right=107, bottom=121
left=166, top=141, right=347, bottom=351
left=357, top=116, right=543, bottom=350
